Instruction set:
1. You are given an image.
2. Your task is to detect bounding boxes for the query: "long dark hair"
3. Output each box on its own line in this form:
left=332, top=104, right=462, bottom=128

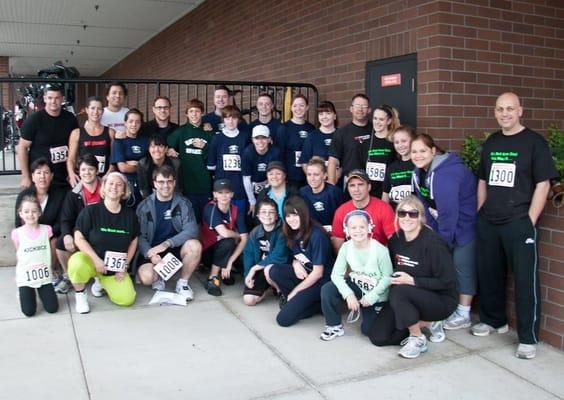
left=282, top=196, right=314, bottom=248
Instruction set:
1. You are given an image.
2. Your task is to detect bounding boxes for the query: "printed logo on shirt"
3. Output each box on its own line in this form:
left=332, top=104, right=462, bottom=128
left=164, top=209, right=172, bottom=220
left=100, top=227, right=129, bottom=234
left=84, top=140, right=108, bottom=147
left=489, top=151, right=518, bottom=162
left=185, top=138, right=208, bottom=147
left=354, top=134, right=371, bottom=144
left=368, top=148, right=392, bottom=157
left=525, top=238, right=535, bottom=244
left=390, top=170, right=412, bottom=181
left=218, top=123, right=225, bottom=131
left=299, top=130, right=308, bottom=139
left=395, top=254, right=419, bottom=268
left=131, top=145, right=142, bottom=154
left=23, top=245, right=48, bottom=253
left=228, top=145, right=239, bottom=154
left=257, top=162, right=267, bottom=172
left=313, top=201, right=325, bottom=211
left=259, top=239, right=270, bottom=255
left=324, top=138, right=332, bottom=146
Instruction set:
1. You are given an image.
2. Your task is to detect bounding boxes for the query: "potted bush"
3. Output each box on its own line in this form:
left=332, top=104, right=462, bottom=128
left=547, top=125, right=564, bottom=208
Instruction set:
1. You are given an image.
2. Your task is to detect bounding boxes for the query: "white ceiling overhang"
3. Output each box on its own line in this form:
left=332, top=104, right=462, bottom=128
left=0, top=0, right=203, bottom=77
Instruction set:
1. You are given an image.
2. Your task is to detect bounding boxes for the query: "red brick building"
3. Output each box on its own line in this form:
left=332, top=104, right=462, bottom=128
left=108, top=0, right=563, bottom=349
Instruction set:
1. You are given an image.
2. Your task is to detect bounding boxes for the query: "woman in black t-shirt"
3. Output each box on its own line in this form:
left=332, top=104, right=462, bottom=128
left=264, top=196, right=334, bottom=327
left=368, top=196, right=457, bottom=359
left=67, top=172, right=139, bottom=314
left=67, top=97, right=115, bottom=187
left=382, top=125, right=415, bottom=206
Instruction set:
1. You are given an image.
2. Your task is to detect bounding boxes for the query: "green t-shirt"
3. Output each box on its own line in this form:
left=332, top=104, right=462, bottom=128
left=167, top=123, right=214, bottom=195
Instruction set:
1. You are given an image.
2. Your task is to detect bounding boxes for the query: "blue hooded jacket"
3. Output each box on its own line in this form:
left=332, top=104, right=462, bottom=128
left=411, top=152, right=477, bottom=248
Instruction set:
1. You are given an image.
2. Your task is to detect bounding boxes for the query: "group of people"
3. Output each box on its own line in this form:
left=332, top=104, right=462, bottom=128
left=12, top=82, right=557, bottom=360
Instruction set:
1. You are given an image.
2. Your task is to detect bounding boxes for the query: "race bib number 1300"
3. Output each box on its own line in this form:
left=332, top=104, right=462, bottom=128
left=489, top=162, right=515, bottom=188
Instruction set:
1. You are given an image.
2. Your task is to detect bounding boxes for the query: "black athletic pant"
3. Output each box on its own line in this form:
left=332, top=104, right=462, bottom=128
left=19, top=284, right=59, bottom=317
left=320, top=279, right=381, bottom=336
left=476, top=215, right=540, bottom=344
left=269, top=264, right=326, bottom=327
left=368, top=285, right=455, bottom=346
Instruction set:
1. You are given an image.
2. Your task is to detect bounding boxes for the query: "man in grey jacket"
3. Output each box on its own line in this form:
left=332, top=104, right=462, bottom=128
left=136, top=164, right=202, bottom=300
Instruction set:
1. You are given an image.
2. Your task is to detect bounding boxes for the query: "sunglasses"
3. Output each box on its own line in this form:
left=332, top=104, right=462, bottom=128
left=397, top=209, right=419, bottom=219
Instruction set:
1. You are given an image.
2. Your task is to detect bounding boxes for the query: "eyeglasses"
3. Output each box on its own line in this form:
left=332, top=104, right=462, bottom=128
left=258, top=210, right=277, bottom=216
left=397, top=209, right=419, bottom=219
left=154, top=106, right=170, bottom=110
left=154, top=179, right=174, bottom=186
left=351, top=104, right=369, bottom=110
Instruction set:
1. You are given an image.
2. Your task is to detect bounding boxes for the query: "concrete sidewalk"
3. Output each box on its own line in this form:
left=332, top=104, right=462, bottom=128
left=1, top=266, right=563, bottom=400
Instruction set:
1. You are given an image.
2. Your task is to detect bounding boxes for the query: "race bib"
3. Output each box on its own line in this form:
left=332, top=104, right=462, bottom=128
left=50, top=145, right=68, bottom=164
left=222, top=154, right=241, bottom=171
left=104, top=251, right=128, bottom=272
left=17, top=263, right=51, bottom=287
left=489, top=162, right=515, bottom=188
left=350, top=272, right=376, bottom=293
left=153, top=253, right=183, bottom=281
left=389, top=184, right=412, bottom=203
left=366, top=162, right=386, bottom=181
left=95, top=155, right=106, bottom=174
left=294, top=252, right=312, bottom=270
left=294, top=151, right=302, bottom=167
left=253, top=180, right=267, bottom=194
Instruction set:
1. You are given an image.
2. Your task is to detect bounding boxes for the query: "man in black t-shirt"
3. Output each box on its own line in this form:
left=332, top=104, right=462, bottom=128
left=327, top=93, right=372, bottom=188
left=139, top=96, right=179, bottom=141
left=471, top=92, right=558, bottom=360
left=18, top=85, right=79, bottom=188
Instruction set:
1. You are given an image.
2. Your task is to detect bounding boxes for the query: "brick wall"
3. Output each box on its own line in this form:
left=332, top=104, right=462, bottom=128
left=104, top=0, right=564, bottom=349
left=0, top=57, right=9, bottom=107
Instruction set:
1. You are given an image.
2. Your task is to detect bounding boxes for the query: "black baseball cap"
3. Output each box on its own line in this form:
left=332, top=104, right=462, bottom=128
left=346, top=169, right=370, bottom=184
left=213, top=178, right=233, bottom=192
left=266, top=161, right=286, bottom=173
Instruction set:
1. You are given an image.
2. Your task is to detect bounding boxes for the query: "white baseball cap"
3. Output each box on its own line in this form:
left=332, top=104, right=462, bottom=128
left=252, top=124, right=270, bottom=138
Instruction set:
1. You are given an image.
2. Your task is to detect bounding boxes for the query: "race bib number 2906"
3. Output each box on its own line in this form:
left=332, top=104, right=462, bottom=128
left=489, top=162, right=515, bottom=188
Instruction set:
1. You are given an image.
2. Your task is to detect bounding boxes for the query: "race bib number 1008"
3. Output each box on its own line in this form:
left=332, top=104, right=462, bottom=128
left=153, top=253, right=183, bottom=281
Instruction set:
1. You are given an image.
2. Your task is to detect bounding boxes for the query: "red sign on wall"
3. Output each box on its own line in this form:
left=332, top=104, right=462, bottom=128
left=381, top=73, right=401, bottom=87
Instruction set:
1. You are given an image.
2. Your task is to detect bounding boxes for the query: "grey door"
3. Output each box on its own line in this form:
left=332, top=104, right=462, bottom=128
left=366, top=53, right=417, bottom=129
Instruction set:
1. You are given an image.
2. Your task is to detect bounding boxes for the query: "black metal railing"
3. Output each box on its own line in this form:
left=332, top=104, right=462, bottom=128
left=0, top=78, right=318, bottom=175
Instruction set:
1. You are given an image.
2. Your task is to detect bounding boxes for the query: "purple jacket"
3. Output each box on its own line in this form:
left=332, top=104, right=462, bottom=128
left=412, top=153, right=477, bottom=248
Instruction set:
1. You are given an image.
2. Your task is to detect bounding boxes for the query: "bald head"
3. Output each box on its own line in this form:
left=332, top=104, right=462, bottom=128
left=495, top=92, right=523, bottom=135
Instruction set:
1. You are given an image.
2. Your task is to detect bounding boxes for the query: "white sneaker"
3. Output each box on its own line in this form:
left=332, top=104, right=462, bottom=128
left=398, top=335, right=428, bottom=359
left=515, top=343, right=537, bottom=359
left=429, top=321, right=446, bottom=343
left=152, top=277, right=166, bottom=291
left=320, top=325, right=345, bottom=341
left=444, top=311, right=471, bottom=330
left=471, top=322, right=509, bottom=337
left=75, top=291, right=90, bottom=314
left=91, top=277, right=104, bottom=298
left=176, top=279, right=194, bottom=301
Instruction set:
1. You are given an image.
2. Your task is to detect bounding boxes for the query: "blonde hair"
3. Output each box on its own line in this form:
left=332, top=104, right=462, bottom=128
left=394, top=195, right=426, bottom=232
left=101, top=172, right=131, bottom=200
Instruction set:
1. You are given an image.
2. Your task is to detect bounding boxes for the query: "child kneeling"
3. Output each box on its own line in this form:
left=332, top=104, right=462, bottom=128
left=320, top=210, right=392, bottom=340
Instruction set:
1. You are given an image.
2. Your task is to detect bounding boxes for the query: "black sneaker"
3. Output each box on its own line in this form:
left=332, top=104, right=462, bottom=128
left=206, top=276, right=222, bottom=296
left=222, top=276, right=235, bottom=286
left=278, top=293, right=287, bottom=309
